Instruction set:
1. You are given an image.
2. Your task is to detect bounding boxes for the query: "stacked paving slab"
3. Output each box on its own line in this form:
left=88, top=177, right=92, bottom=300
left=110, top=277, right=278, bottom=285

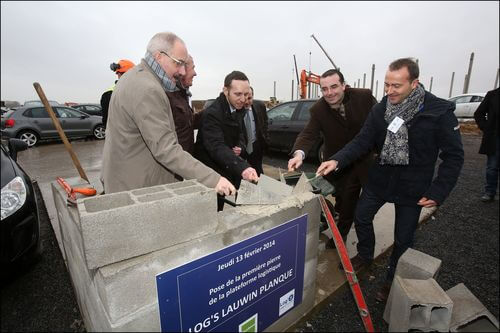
left=52, top=177, right=320, bottom=331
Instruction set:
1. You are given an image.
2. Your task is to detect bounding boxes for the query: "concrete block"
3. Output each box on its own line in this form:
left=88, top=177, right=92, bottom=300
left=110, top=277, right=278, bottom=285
left=77, top=181, right=218, bottom=269
left=292, top=173, right=314, bottom=195
left=258, top=174, right=293, bottom=197
left=384, top=248, right=442, bottom=322
left=55, top=180, right=320, bottom=331
left=236, top=180, right=283, bottom=205
left=446, top=283, right=499, bottom=332
left=95, top=234, right=226, bottom=323
left=388, top=277, right=453, bottom=332
left=395, top=248, right=442, bottom=280
left=93, top=191, right=320, bottom=325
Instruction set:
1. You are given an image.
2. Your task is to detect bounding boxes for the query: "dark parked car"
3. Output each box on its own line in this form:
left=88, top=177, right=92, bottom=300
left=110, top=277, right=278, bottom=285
left=266, top=99, right=324, bottom=162
left=72, top=104, right=103, bottom=117
left=1, top=138, right=41, bottom=273
left=1, top=106, right=105, bottom=147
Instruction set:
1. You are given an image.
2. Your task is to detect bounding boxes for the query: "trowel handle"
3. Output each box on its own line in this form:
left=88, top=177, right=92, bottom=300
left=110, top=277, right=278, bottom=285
left=73, top=187, right=97, bottom=196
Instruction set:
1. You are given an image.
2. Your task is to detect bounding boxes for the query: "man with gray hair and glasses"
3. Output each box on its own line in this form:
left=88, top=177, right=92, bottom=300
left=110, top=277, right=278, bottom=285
left=101, top=31, right=236, bottom=197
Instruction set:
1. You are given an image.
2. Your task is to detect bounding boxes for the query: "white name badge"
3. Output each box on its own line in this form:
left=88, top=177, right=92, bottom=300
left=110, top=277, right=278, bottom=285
left=388, top=116, right=404, bottom=133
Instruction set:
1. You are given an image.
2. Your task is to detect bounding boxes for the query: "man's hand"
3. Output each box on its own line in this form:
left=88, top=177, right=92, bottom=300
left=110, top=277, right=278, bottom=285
left=215, top=177, right=236, bottom=196
left=232, top=146, right=242, bottom=156
left=417, top=197, right=437, bottom=208
left=241, top=167, right=259, bottom=183
left=316, top=160, right=338, bottom=176
left=288, top=154, right=303, bottom=172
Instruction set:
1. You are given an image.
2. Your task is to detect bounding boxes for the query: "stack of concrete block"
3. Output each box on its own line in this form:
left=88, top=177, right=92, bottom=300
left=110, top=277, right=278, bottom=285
left=446, top=283, right=499, bottom=332
left=384, top=248, right=499, bottom=332
left=384, top=248, right=442, bottom=322
left=387, top=276, right=453, bottom=332
left=78, top=180, right=218, bottom=269
left=52, top=177, right=321, bottom=331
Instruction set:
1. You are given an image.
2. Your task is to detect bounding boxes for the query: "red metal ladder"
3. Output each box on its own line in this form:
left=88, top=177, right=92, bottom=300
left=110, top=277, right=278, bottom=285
left=318, top=196, right=375, bottom=332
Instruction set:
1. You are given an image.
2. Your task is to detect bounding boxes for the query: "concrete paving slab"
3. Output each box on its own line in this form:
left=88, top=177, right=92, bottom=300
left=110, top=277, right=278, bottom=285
left=292, top=172, right=314, bottom=195
left=236, top=180, right=283, bottom=205
left=446, top=283, right=499, bottom=332
left=258, top=173, right=293, bottom=196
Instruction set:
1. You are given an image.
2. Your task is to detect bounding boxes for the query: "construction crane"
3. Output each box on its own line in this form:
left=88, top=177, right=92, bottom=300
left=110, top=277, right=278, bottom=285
left=298, top=34, right=340, bottom=99
left=311, top=34, right=339, bottom=70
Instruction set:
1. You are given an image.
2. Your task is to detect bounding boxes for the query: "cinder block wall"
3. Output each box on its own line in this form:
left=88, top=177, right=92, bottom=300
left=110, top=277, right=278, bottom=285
left=53, top=179, right=320, bottom=332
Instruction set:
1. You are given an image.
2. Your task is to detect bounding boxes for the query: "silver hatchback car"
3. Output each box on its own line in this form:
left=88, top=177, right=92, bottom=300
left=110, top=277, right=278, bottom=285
left=1, top=106, right=105, bottom=147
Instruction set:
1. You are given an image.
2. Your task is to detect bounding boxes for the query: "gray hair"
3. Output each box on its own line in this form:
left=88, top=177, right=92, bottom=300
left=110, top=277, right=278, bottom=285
left=146, top=32, right=184, bottom=56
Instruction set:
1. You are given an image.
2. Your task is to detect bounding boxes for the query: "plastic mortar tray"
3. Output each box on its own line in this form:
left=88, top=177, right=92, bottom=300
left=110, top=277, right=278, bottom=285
left=284, top=172, right=336, bottom=197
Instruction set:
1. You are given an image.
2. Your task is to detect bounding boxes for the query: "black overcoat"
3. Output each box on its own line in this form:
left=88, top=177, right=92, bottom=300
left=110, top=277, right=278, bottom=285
left=474, top=88, right=499, bottom=155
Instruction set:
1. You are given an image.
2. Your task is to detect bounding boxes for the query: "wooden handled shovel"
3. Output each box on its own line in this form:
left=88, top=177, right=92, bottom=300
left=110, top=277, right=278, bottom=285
left=33, top=82, right=90, bottom=184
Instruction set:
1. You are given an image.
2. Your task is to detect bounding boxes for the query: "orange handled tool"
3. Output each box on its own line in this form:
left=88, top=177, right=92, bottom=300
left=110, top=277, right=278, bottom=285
left=56, top=177, right=96, bottom=205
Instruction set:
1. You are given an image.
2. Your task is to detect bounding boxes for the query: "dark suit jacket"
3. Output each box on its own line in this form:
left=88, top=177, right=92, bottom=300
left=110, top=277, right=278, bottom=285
left=242, top=100, right=270, bottom=154
left=293, top=88, right=377, bottom=184
left=474, top=88, right=499, bottom=155
left=194, top=92, right=250, bottom=187
left=252, top=100, right=270, bottom=150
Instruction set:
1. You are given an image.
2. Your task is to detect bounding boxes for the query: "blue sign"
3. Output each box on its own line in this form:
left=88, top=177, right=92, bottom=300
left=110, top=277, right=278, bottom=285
left=156, top=214, right=308, bottom=332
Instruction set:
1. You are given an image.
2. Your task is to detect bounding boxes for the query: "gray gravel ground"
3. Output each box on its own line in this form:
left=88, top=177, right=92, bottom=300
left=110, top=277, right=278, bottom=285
left=1, top=133, right=497, bottom=332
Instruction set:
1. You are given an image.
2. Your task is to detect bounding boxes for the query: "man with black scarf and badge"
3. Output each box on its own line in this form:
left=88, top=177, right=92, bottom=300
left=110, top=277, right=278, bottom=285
left=317, top=58, right=464, bottom=302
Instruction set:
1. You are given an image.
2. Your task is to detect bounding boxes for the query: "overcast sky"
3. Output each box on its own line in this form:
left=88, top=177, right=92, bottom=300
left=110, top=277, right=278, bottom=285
left=1, top=1, right=499, bottom=104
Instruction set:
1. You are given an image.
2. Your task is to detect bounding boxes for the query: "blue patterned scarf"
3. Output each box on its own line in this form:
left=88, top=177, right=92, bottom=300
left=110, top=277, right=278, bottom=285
left=144, top=52, right=177, bottom=92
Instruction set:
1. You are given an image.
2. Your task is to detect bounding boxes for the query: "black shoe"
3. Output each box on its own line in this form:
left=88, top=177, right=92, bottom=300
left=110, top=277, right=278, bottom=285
left=338, top=254, right=372, bottom=272
left=481, top=194, right=494, bottom=202
left=375, top=280, right=392, bottom=302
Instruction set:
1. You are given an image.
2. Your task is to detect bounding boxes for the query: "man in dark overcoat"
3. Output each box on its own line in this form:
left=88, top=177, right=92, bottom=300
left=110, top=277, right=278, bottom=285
left=474, top=87, right=499, bottom=202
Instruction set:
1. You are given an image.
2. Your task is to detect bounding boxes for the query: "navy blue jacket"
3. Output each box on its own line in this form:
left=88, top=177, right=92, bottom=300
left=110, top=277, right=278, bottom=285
left=331, top=91, right=464, bottom=206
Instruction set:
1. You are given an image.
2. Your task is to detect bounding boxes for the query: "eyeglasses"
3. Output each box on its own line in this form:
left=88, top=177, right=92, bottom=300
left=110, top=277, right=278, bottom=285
left=160, top=51, right=186, bottom=67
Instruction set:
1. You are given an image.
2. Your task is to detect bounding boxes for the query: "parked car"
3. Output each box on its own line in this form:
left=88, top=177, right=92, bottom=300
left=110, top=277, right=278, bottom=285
left=71, top=104, right=103, bottom=117
left=448, top=93, right=485, bottom=118
left=23, top=100, right=60, bottom=107
left=1, top=106, right=105, bottom=147
left=266, top=99, right=324, bottom=162
left=1, top=138, right=41, bottom=273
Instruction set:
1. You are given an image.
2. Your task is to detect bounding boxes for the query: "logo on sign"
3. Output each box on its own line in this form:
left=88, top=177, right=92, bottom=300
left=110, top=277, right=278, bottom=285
left=239, top=313, right=258, bottom=332
left=279, top=289, right=295, bottom=316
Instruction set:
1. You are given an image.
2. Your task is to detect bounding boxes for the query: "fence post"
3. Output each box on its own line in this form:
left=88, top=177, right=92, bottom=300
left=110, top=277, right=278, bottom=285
left=463, top=52, right=474, bottom=93
left=449, top=72, right=455, bottom=98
